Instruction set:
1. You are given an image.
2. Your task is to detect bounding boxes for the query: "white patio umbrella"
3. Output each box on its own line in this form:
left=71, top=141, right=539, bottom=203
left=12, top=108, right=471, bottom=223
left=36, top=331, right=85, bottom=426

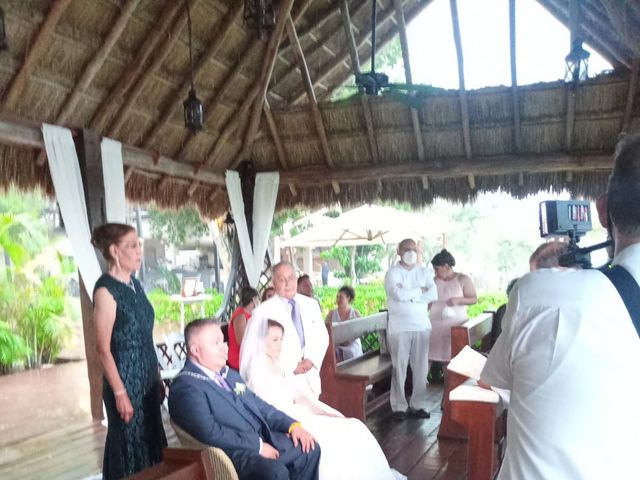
left=280, top=205, right=445, bottom=248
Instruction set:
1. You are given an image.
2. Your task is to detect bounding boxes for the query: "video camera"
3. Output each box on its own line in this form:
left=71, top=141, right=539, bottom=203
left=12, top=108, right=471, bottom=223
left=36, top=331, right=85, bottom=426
left=538, top=200, right=611, bottom=268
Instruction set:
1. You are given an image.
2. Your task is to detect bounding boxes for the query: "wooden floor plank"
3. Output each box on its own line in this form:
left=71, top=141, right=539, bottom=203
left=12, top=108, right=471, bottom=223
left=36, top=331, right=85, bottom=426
left=0, top=365, right=476, bottom=480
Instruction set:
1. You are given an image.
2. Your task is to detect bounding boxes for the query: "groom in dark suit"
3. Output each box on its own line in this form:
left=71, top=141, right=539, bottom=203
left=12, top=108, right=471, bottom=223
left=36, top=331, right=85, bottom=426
left=169, top=319, right=320, bottom=480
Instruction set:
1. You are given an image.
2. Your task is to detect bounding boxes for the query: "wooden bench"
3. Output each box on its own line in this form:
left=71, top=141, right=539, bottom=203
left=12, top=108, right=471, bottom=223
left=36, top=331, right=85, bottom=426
left=449, top=383, right=504, bottom=480
left=127, top=448, right=217, bottom=479
left=438, top=312, right=497, bottom=439
left=319, top=311, right=391, bottom=422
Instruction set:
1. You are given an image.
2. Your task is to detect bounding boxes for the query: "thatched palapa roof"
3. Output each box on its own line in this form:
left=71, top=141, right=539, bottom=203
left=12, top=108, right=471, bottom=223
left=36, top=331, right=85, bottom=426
left=0, top=0, right=639, bottom=218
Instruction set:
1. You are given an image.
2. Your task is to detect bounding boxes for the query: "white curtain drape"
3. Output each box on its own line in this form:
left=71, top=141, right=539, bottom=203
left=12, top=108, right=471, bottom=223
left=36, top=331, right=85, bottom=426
left=225, top=170, right=280, bottom=287
left=42, top=124, right=102, bottom=296
left=100, top=138, right=126, bottom=223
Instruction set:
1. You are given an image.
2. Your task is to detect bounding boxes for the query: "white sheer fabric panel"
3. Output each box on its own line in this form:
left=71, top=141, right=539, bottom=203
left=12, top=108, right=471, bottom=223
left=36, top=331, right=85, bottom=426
left=252, top=172, right=279, bottom=279
left=42, top=124, right=102, bottom=296
left=225, top=170, right=280, bottom=287
left=100, top=138, right=126, bottom=223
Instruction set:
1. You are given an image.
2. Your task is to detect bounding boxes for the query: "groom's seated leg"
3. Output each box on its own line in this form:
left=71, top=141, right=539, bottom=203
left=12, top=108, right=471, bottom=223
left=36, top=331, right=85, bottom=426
left=229, top=451, right=290, bottom=480
left=274, top=432, right=321, bottom=480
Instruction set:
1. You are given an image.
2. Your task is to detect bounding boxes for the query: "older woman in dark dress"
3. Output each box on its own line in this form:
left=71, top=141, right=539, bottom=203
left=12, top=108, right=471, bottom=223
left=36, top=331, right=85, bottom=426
left=91, top=223, right=166, bottom=479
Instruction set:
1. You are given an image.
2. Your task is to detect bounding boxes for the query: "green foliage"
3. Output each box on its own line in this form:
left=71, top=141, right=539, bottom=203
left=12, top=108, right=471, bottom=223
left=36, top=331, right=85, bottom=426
left=148, top=206, right=209, bottom=247
left=467, top=293, right=508, bottom=318
left=0, top=320, right=30, bottom=373
left=56, top=252, right=77, bottom=274
left=320, top=245, right=384, bottom=279
left=147, top=288, right=224, bottom=326
left=271, top=209, right=307, bottom=237
left=0, top=274, right=72, bottom=369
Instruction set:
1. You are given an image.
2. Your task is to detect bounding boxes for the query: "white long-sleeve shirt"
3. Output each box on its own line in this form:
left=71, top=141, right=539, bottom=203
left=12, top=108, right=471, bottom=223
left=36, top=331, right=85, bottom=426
left=384, top=263, right=437, bottom=333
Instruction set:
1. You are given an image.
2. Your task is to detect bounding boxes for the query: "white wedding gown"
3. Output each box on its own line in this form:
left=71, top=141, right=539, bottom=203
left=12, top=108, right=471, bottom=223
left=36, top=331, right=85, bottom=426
left=247, top=358, right=403, bottom=480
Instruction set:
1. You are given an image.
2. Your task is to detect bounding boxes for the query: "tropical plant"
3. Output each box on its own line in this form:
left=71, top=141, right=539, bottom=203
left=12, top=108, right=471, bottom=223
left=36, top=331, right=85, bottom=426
left=320, top=245, right=384, bottom=280
left=147, top=206, right=210, bottom=247
left=0, top=320, right=30, bottom=373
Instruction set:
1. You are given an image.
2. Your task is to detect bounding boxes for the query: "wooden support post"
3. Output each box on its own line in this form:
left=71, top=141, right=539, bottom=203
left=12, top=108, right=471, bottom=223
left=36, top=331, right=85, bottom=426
left=509, top=0, right=522, bottom=153
left=450, top=0, right=473, bottom=160
left=75, top=129, right=107, bottom=422
left=392, top=0, right=425, bottom=161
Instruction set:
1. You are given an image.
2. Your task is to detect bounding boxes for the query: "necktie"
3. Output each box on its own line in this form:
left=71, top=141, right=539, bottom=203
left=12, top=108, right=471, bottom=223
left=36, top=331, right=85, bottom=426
left=213, top=371, right=232, bottom=393
left=288, top=299, right=306, bottom=348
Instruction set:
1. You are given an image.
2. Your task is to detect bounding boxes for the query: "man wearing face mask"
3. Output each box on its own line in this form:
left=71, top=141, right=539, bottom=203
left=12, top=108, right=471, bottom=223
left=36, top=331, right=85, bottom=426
left=384, top=238, right=438, bottom=420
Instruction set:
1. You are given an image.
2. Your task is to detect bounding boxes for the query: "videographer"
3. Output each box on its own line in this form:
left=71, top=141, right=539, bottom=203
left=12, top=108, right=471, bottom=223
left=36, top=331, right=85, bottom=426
left=479, top=134, right=640, bottom=480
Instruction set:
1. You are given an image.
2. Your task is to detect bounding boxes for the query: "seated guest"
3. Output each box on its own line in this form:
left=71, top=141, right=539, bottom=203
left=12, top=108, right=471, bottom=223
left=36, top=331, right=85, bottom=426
left=261, top=286, right=276, bottom=302
left=169, top=319, right=320, bottom=480
left=227, top=287, right=259, bottom=370
left=297, top=274, right=314, bottom=298
left=325, top=285, right=363, bottom=362
left=240, top=317, right=405, bottom=480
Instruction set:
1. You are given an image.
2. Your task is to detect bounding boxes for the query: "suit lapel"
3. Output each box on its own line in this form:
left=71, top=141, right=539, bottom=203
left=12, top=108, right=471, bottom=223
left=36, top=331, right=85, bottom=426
left=184, top=362, right=258, bottom=427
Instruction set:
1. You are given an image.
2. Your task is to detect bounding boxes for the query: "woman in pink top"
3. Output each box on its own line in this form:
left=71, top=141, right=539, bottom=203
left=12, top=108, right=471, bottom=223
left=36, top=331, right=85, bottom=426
left=227, top=287, right=259, bottom=370
left=428, top=249, right=478, bottom=363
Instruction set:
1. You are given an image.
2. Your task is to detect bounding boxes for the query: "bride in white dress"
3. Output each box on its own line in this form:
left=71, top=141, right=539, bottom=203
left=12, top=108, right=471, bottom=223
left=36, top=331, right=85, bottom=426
left=240, top=317, right=405, bottom=480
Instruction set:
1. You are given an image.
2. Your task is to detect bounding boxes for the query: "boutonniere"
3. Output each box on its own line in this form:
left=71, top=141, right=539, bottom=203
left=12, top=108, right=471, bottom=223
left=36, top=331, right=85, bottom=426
left=234, top=382, right=247, bottom=396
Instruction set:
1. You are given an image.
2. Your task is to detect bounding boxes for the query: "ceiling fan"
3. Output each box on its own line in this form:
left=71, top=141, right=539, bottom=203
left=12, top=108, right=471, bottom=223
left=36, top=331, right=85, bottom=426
left=348, top=0, right=437, bottom=103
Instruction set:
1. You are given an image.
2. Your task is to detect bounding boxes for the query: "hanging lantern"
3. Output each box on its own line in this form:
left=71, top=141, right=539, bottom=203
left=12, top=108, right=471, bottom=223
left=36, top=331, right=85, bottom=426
left=183, top=1, right=203, bottom=132
left=0, top=7, right=8, bottom=50
left=565, top=38, right=590, bottom=83
left=244, top=0, right=275, bottom=38
left=183, top=88, right=203, bottom=132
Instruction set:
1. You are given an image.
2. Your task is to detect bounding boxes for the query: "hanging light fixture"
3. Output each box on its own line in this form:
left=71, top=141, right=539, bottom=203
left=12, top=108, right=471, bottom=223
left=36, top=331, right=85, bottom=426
left=564, top=37, right=590, bottom=84
left=0, top=7, right=8, bottom=50
left=183, top=0, right=203, bottom=132
left=244, top=0, right=275, bottom=39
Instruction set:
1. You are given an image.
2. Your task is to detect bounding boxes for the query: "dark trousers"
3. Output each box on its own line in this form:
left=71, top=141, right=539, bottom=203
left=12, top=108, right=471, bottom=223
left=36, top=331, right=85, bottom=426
left=231, top=432, right=321, bottom=480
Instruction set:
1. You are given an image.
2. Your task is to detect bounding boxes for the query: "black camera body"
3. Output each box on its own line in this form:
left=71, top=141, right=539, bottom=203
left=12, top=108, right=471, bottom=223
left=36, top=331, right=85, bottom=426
left=538, top=200, right=610, bottom=269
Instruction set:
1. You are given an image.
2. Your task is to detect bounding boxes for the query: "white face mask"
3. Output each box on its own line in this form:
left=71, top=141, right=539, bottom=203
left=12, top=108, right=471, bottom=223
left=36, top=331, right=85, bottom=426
left=402, top=250, right=417, bottom=266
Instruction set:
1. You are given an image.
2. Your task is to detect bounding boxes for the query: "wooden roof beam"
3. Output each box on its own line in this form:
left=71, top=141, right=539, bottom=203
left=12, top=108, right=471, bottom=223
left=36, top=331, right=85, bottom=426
left=141, top=1, right=243, bottom=150
left=292, top=1, right=432, bottom=105
left=285, top=16, right=335, bottom=170
left=340, top=0, right=380, bottom=165
left=509, top=0, right=522, bottom=153
left=263, top=99, right=289, bottom=170
left=278, top=153, right=613, bottom=186
left=621, top=58, right=640, bottom=134
left=1, top=0, right=73, bottom=113
left=55, top=0, right=141, bottom=125
left=233, top=0, right=297, bottom=168
left=107, top=0, right=202, bottom=139
left=173, top=39, right=262, bottom=161
left=276, top=0, right=372, bottom=97
left=564, top=0, right=581, bottom=152
left=0, top=115, right=224, bottom=185
left=538, top=0, right=631, bottom=69
left=393, top=0, right=425, bottom=162
left=450, top=0, right=473, bottom=160
left=89, top=1, right=183, bottom=132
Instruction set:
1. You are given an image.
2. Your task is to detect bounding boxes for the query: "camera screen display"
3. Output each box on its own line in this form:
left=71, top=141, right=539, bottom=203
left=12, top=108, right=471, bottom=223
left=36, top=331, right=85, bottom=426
left=539, top=200, right=592, bottom=237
